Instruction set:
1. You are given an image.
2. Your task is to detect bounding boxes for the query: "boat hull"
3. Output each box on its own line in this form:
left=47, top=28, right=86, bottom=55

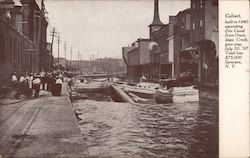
left=154, top=90, right=173, bottom=103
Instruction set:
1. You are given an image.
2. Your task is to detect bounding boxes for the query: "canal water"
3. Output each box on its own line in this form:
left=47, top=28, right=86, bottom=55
left=72, top=91, right=218, bottom=158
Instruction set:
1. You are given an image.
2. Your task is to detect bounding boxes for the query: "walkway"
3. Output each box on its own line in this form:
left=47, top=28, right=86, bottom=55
left=0, top=83, right=88, bottom=157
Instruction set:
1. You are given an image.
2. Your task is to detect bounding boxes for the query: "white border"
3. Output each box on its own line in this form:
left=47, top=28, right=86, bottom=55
left=219, top=0, right=250, bottom=157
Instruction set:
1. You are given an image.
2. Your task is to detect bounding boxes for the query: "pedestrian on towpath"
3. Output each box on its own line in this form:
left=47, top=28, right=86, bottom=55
left=40, top=71, right=46, bottom=90
left=14, top=74, right=25, bottom=99
left=56, top=77, right=63, bottom=95
left=11, top=72, right=18, bottom=89
left=52, top=77, right=62, bottom=96
left=33, top=75, right=41, bottom=98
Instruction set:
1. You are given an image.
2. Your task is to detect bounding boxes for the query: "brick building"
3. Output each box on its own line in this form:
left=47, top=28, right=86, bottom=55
left=190, top=0, right=218, bottom=86
left=124, top=39, right=152, bottom=83
left=151, top=17, right=176, bottom=80
left=122, top=0, right=218, bottom=86
left=0, top=0, right=50, bottom=85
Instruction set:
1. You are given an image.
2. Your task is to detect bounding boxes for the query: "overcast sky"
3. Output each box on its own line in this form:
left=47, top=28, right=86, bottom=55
left=44, top=0, right=190, bottom=60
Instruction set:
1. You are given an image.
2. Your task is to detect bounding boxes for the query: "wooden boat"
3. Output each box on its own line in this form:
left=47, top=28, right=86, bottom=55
left=154, top=89, right=173, bottom=103
left=154, top=86, right=199, bottom=103
left=72, top=80, right=111, bottom=93
left=122, top=85, right=156, bottom=99
left=170, top=86, right=199, bottom=103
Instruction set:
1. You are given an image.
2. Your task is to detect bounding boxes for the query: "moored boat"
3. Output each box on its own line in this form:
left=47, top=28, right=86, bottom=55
left=122, top=84, right=156, bottom=99
left=154, top=89, right=173, bottom=103
left=154, top=85, right=199, bottom=103
left=170, top=86, right=199, bottom=103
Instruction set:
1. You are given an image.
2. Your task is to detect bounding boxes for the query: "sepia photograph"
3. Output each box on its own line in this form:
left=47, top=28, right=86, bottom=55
left=0, top=0, right=219, bottom=157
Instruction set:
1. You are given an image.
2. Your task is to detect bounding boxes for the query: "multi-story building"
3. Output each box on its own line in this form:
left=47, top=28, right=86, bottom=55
left=122, top=0, right=218, bottom=88
left=0, top=0, right=34, bottom=84
left=0, top=0, right=50, bottom=85
left=21, top=0, right=48, bottom=72
left=124, top=38, right=152, bottom=83
left=190, top=0, right=218, bottom=86
left=151, top=16, right=177, bottom=80
left=174, top=8, right=199, bottom=77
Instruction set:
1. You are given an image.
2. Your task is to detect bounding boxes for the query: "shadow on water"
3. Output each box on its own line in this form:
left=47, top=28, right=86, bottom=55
left=187, top=101, right=219, bottom=158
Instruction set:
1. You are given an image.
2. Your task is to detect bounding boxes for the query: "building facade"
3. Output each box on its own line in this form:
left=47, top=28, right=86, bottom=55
left=151, top=17, right=176, bottom=80
left=0, top=0, right=50, bottom=85
left=190, top=0, right=219, bottom=86
left=122, top=0, right=218, bottom=86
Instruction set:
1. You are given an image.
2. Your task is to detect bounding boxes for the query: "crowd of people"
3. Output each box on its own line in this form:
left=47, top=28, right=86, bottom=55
left=10, top=71, right=64, bottom=98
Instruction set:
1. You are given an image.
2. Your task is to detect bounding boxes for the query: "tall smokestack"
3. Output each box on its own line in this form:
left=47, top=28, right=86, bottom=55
left=151, top=0, right=164, bottom=26
left=149, top=0, right=165, bottom=38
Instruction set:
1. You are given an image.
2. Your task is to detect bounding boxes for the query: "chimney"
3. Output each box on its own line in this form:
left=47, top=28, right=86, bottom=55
left=150, top=0, right=164, bottom=26
left=149, top=0, right=165, bottom=39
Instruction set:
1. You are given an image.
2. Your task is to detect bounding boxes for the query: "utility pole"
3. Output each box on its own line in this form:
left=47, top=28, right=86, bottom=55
left=70, top=47, right=72, bottom=70
left=57, top=33, right=60, bottom=70
left=50, top=28, right=56, bottom=55
left=64, top=41, right=67, bottom=69
left=64, top=41, right=66, bottom=59
left=96, top=52, right=99, bottom=72
left=78, top=50, right=80, bottom=70
left=50, top=27, right=56, bottom=70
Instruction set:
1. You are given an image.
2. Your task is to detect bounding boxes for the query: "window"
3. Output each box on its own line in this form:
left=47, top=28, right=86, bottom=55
left=200, top=20, right=203, bottom=27
left=200, top=0, right=203, bottom=8
left=0, top=34, right=5, bottom=63
left=192, top=23, right=196, bottom=30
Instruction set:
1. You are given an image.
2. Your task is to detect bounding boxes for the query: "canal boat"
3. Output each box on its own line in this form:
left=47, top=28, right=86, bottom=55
left=154, top=86, right=199, bottom=103
left=73, top=82, right=110, bottom=93
left=154, top=89, right=173, bottom=103
left=122, top=84, right=157, bottom=99
left=170, top=86, right=199, bottom=103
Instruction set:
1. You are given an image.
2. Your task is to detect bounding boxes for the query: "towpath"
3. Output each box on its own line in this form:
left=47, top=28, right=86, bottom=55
left=0, top=83, right=88, bottom=157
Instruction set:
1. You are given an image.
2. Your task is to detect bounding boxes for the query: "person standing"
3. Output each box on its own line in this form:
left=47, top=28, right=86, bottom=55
left=11, top=72, right=18, bottom=88
left=32, top=75, right=41, bottom=98
left=55, top=77, right=63, bottom=96
left=14, top=74, right=25, bottom=98
left=47, top=73, right=54, bottom=92
left=19, top=74, right=25, bottom=94
left=40, top=72, right=46, bottom=90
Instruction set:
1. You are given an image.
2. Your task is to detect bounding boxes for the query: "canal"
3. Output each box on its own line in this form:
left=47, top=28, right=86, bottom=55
left=72, top=90, right=218, bottom=158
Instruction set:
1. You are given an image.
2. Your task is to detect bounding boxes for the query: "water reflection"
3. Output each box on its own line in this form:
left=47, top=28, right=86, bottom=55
left=73, top=99, right=218, bottom=158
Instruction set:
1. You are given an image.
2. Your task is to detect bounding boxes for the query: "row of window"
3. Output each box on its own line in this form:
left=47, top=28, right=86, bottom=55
left=0, top=34, right=32, bottom=69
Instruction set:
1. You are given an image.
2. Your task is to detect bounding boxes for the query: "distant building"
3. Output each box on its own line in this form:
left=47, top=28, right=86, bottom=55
left=54, top=57, right=68, bottom=69
left=68, top=58, right=126, bottom=75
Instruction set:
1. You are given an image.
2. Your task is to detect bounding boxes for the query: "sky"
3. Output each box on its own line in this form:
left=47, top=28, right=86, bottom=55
left=44, top=0, right=190, bottom=60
